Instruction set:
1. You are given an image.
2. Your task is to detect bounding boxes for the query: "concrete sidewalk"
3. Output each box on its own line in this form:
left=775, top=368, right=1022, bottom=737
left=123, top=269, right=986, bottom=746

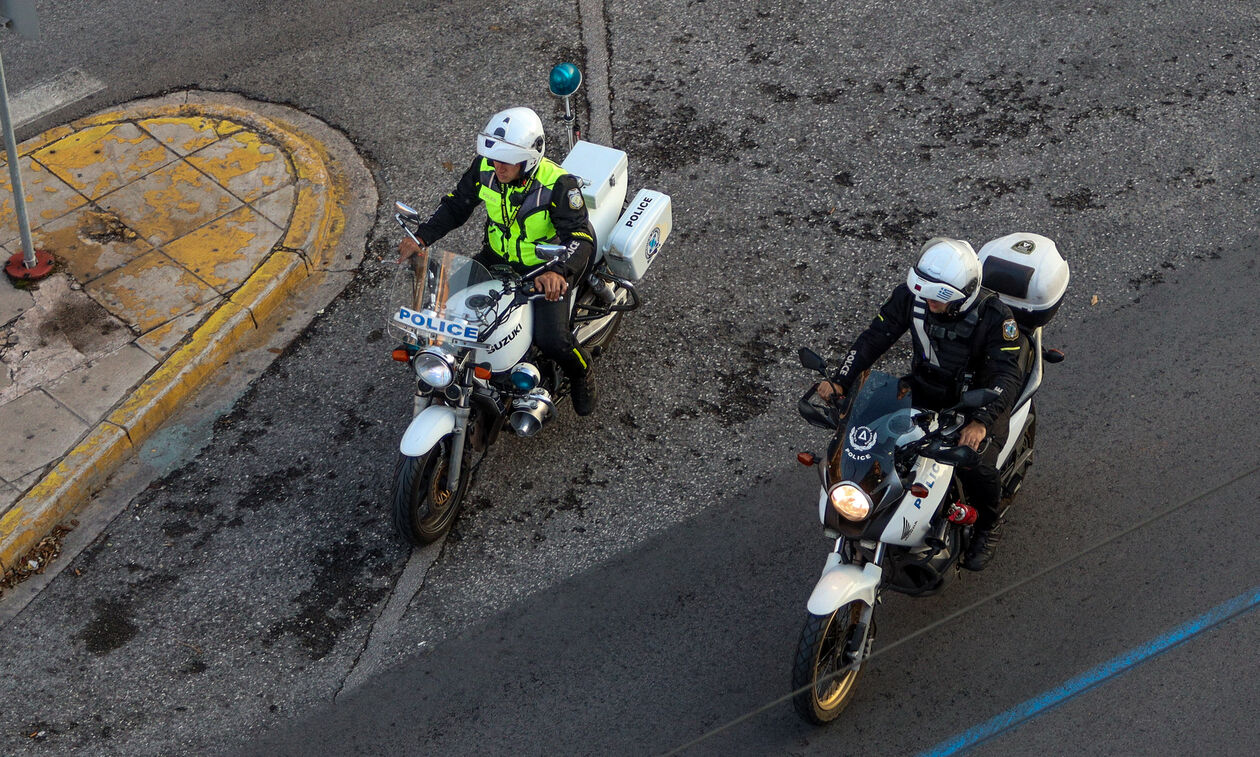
left=0, top=92, right=373, bottom=583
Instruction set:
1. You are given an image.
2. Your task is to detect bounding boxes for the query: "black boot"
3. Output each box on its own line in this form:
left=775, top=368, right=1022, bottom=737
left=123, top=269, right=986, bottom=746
left=570, top=372, right=596, bottom=417
left=963, top=520, right=1003, bottom=572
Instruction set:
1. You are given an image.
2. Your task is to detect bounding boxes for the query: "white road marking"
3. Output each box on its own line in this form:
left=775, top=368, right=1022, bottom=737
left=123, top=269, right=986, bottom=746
left=9, top=68, right=105, bottom=129
left=335, top=537, right=446, bottom=699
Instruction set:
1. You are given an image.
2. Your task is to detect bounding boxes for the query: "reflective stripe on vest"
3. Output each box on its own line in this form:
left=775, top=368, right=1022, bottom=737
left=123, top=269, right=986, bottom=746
left=477, top=158, right=568, bottom=266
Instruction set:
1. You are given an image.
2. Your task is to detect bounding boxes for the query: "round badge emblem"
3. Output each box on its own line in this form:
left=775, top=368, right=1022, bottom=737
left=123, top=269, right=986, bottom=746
left=848, top=425, right=877, bottom=452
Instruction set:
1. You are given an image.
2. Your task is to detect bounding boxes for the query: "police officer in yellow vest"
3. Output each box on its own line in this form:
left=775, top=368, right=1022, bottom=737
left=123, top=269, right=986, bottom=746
left=398, top=107, right=599, bottom=415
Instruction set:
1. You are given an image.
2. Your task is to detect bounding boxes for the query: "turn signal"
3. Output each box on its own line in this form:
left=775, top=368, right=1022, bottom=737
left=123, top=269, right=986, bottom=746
left=391, top=348, right=410, bottom=362
left=474, top=366, right=492, bottom=380
left=909, top=483, right=930, bottom=498
left=797, top=452, right=817, bottom=466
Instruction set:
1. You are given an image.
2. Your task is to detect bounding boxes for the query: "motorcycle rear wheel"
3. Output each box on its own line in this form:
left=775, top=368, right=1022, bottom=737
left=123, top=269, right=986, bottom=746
left=391, top=437, right=471, bottom=545
left=791, top=603, right=868, bottom=724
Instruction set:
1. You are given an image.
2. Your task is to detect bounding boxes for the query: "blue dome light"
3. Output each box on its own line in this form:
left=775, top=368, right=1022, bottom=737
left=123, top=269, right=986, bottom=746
left=549, top=63, right=583, bottom=97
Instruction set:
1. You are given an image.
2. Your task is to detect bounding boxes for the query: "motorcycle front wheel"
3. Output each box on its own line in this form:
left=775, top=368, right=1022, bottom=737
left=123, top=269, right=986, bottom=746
left=391, top=436, right=472, bottom=545
left=791, top=602, right=869, bottom=724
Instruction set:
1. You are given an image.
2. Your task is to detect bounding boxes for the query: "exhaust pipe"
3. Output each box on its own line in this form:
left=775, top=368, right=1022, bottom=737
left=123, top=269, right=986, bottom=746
left=509, top=388, right=555, bottom=437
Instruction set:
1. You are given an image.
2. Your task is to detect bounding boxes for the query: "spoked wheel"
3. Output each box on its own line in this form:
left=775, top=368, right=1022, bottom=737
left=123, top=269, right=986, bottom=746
left=391, top=436, right=472, bottom=545
left=791, top=602, right=871, bottom=724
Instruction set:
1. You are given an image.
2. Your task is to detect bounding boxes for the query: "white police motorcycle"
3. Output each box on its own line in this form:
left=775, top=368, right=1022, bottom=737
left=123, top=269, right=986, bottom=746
left=789, top=233, right=1069, bottom=723
left=386, top=64, right=672, bottom=545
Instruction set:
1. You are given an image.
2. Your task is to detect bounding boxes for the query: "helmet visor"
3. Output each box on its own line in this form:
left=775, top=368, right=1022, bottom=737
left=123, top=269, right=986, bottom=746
left=907, top=266, right=968, bottom=303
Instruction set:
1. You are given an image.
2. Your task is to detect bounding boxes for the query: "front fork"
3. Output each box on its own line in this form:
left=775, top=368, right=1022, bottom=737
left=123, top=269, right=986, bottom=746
left=446, top=403, right=471, bottom=490
left=839, top=538, right=880, bottom=664
left=411, top=384, right=471, bottom=492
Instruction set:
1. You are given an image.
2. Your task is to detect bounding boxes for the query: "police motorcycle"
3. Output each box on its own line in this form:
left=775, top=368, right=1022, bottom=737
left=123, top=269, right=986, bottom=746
left=788, top=233, right=1069, bottom=724
left=386, top=64, right=672, bottom=545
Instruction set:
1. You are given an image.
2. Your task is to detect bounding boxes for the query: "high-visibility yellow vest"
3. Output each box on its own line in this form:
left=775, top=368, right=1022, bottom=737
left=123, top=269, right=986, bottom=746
left=477, top=158, right=570, bottom=267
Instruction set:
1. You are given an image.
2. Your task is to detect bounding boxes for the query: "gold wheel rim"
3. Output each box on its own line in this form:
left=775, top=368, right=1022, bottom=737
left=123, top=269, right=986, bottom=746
left=815, top=606, right=862, bottom=710
left=421, top=459, right=454, bottom=526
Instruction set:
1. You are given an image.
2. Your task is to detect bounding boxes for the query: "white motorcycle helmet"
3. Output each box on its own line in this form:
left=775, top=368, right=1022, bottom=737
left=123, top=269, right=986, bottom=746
left=906, top=237, right=982, bottom=314
left=476, top=107, right=546, bottom=173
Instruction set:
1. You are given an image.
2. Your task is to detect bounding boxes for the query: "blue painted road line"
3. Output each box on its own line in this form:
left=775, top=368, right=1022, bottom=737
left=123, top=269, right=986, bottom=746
left=918, top=585, right=1260, bottom=757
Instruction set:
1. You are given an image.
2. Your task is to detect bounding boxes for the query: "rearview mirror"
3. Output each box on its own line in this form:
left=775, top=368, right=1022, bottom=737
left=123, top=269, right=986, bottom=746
left=798, top=347, right=827, bottom=374
left=394, top=201, right=420, bottom=221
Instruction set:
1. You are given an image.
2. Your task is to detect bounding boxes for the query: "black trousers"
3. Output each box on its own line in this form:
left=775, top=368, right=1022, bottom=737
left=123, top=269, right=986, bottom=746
left=474, top=249, right=589, bottom=379
left=956, top=434, right=1004, bottom=530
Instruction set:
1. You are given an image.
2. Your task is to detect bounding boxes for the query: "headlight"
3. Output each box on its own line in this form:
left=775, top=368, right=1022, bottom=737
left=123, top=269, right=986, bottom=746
left=828, top=483, right=872, bottom=522
left=414, top=348, right=455, bottom=388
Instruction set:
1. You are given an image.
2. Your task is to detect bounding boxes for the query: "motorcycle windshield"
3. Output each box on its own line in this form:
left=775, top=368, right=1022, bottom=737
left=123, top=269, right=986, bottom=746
left=389, top=248, right=498, bottom=348
left=831, top=371, right=916, bottom=491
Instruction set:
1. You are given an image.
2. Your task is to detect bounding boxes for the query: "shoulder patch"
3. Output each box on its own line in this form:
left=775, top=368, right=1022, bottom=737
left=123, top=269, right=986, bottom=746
left=1002, top=318, right=1019, bottom=341
left=567, top=187, right=584, bottom=209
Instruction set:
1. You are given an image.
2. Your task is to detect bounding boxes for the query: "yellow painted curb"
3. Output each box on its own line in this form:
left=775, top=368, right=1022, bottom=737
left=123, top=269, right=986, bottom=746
left=0, top=424, right=133, bottom=552
left=0, top=99, right=354, bottom=575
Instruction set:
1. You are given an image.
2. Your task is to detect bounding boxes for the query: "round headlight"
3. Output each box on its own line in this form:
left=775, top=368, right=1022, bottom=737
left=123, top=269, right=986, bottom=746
left=828, top=483, right=872, bottom=522
left=414, top=349, right=454, bottom=388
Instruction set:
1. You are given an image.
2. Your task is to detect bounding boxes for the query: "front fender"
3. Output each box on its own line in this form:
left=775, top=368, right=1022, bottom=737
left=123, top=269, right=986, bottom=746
left=400, top=404, right=456, bottom=457
left=806, top=558, right=882, bottom=615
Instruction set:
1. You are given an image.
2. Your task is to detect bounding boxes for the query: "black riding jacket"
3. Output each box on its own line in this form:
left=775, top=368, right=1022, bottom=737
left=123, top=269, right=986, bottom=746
left=413, top=156, right=594, bottom=279
left=832, top=284, right=1025, bottom=431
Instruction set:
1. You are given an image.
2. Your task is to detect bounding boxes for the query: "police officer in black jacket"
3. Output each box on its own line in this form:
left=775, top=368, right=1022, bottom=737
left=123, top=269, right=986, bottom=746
left=817, top=238, right=1025, bottom=570
left=399, top=107, right=599, bottom=415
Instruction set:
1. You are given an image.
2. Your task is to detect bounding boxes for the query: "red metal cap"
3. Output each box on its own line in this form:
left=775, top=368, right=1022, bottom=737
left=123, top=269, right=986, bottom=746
left=5, top=250, right=55, bottom=282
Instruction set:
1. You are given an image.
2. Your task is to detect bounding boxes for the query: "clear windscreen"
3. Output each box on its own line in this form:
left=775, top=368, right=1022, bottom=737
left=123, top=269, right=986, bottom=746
left=387, top=248, right=500, bottom=348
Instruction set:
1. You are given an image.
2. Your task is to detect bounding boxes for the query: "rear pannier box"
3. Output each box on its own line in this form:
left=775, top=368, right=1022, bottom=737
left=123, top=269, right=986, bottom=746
left=977, top=233, right=1069, bottom=329
left=606, top=188, right=672, bottom=282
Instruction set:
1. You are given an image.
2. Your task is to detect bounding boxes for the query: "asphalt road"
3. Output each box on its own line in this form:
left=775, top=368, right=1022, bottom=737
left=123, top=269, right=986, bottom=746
left=0, top=0, right=1257, bottom=755
left=242, top=237, right=1260, bottom=756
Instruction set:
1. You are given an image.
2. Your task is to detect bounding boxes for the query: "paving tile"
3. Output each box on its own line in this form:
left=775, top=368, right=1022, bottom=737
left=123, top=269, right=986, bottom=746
left=0, top=156, right=90, bottom=247
left=138, top=116, right=244, bottom=156
left=84, top=248, right=222, bottom=333
left=0, top=274, right=134, bottom=407
left=0, top=390, right=89, bottom=481
left=0, top=480, right=19, bottom=511
left=96, top=160, right=241, bottom=246
left=32, top=122, right=179, bottom=200
left=0, top=274, right=36, bottom=326
left=135, top=300, right=218, bottom=360
left=186, top=130, right=293, bottom=203
left=251, top=183, right=297, bottom=228
left=162, top=205, right=283, bottom=291
left=30, top=208, right=155, bottom=285
left=45, top=344, right=157, bottom=424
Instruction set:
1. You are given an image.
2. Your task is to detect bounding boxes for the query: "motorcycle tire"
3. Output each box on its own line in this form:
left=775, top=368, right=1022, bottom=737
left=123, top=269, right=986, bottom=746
left=791, top=602, right=870, bottom=724
left=391, top=436, right=472, bottom=546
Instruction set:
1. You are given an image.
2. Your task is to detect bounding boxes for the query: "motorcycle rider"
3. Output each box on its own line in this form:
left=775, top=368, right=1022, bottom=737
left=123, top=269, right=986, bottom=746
left=816, top=238, right=1025, bottom=570
left=398, top=107, right=599, bottom=415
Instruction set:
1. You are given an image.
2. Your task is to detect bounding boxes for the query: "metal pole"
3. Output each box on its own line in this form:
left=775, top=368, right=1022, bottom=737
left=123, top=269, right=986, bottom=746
left=0, top=49, right=35, bottom=268
left=562, top=94, right=575, bottom=153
